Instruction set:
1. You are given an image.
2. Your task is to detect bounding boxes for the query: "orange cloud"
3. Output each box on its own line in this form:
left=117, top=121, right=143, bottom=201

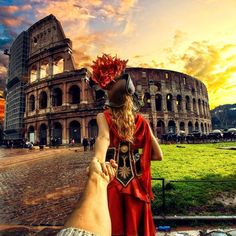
left=1, top=17, right=25, bottom=27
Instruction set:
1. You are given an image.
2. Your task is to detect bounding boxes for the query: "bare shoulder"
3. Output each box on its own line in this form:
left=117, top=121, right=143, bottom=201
left=96, top=113, right=109, bottom=129
left=96, top=112, right=106, bottom=122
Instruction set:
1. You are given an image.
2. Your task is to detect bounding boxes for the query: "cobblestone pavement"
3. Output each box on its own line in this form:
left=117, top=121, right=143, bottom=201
left=0, top=148, right=93, bottom=227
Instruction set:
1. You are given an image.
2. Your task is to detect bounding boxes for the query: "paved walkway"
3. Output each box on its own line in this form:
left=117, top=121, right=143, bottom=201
left=0, top=147, right=92, bottom=227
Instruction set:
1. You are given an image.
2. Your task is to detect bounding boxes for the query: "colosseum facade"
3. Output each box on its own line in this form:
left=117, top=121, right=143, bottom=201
left=20, top=14, right=211, bottom=145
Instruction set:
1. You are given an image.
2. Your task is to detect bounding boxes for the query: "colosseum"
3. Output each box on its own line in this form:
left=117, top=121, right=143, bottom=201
left=4, top=14, right=211, bottom=145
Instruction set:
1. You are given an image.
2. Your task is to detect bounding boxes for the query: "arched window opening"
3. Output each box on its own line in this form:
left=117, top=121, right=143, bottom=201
left=39, top=91, right=47, bottom=109
left=95, top=89, right=105, bottom=101
left=176, top=95, right=182, bottom=112
left=40, top=61, right=49, bottom=78
left=88, top=119, right=98, bottom=138
left=168, top=120, right=176, bottom=133
left=39, top=123, right=47, bottom=145
left=156, top=120, right=165, bottom=138
left=52, top=122, right=62, bottom=145
left=186, top=96, right=190, bottom=111
left=198, top=99, right=202, bottom=115
left=204, top=123, right=207, bottom=133
left=166, top=94, right=173, bottom=112
left=154, top=82, right=161, bottom=91
left=30, top=65, right=37, bottom=83
left=28, top=126, right=35, bottom=143
left=201, top=123, right=204, bottom=133
left=29, top=95, right=35, bottom=112
left=52, top=88, right=63, bottom=106
left=53, top=57, right=64, bottom=74
left=188, top=121, right=193, bottom=134
left=180, top=121, right=185, bottom=132
left=155, top=94, right=162, bottom=111
left=195, top=121, right=199, bottom=131
left=193, top=98, right=197, bottom=112
left=69, top=120, right=81, bottom=143
left=69, top=85, right=80, bottom=104
left=143, top=92, right=151, bottom=108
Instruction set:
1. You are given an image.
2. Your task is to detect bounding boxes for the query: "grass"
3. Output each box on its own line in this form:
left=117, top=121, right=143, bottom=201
left=151, top=142, right=236, bottom=216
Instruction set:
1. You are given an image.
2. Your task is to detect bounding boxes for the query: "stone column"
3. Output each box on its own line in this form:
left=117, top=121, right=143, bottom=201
left=80, top=79, right=88, bottom=104
left=62, top=119, right=67, bottom=144
left=49, top=57, right=53, bottom=77
left=36, top=62, right=40, bottom=80
left=81, top=118, right=86, bottom=138
left=63, top=82, right=68, bottom=105
left=150, top=94, right=157, bottom=136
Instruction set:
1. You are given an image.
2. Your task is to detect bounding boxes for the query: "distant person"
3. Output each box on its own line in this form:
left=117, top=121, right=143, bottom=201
left=82, top=137, right=89, bottom=151
left=90, top=54, right=163, bottom=236
left=89, top=137, right=95, bottom=151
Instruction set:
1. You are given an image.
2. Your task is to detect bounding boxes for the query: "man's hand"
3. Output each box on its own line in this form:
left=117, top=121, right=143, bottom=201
left=88, top=158, right=117, bottom=183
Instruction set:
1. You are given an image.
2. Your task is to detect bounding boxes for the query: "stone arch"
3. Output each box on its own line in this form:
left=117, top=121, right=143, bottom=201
left=95, top=89, right=105, bottom=101
left=52, top=87, right=63, bottom=106
left=188, top=121, right=193, bottom=134
left=53, top=56, right=64, bottom=75
left=39, top=91, right=48, bottom=109
left=166, top=94, right=173, bottom=112
left=52, top=122, right=62, bottom=145
left=201, top=122, right=204, bottom=133
left=28, top=126, right=35, bottom=143
left=156, top=120, right=165, bottom=138
left=29, top=94, right=35, bottom=112
left=186, top=95, right=190, bottom=111
left=30, top=65, right=37, bottom=83
left=154, top=82, right=161, bottom=91
left=155, top=94, right=162, bottom=111
left=88, top=119, right=98, bottom=138
left=168, top=120, right=176, bottom=133
left=179, top=121, right=185, bottom=131
left=143, top=92, right=151, bottom=108
left=176, top=95, right=182, bottom=112
left=40, top=60, right=49, bottom=78
left=198, top=99, right=202, bottom=115
left=39, top=123, right=47, bottom=145
left=193, top=98, right=197, bottom=112
left=204, top=123, right=207, bottom=134
left=69, top=120, right=81, bottom=143
left=195, top=121, right=199, bottom=131
left=69, top=85, right=80, bottom=104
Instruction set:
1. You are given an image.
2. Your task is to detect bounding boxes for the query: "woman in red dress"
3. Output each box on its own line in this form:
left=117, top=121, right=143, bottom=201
left=91, top=54, right=163, bottom=236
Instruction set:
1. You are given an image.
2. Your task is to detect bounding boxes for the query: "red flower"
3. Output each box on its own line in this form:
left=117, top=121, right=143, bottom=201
left=91, top=54, right=128, bottom=89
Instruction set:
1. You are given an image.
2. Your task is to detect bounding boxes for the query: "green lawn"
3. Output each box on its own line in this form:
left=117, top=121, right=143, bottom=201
left=151, top=142, right=236, bottom=216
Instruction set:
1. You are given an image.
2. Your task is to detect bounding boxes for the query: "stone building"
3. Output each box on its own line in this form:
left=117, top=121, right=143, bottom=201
left=24, top=15, right=102, bottom=145
left=5, top=14, right=211, bottom=145
left=126, top=68, right=212, bottom=138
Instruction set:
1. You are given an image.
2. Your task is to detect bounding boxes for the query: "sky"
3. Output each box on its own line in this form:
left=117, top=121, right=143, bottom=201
left=0, top=0, right=236, bottom=109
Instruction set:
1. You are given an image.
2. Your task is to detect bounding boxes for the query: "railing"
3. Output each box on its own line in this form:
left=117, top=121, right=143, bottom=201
left=151, top=178, right=236, bottom=216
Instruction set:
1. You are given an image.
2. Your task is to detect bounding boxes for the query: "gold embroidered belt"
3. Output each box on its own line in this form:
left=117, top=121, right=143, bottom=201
left=106, top=141, right=143, bottom=187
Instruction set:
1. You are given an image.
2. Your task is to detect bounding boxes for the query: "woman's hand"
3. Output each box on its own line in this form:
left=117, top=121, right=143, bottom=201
left=88, top=158, right=118, bottom=183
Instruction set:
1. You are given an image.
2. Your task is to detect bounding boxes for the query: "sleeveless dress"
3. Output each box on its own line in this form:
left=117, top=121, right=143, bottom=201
left=104, top=110, right=156, bottom=236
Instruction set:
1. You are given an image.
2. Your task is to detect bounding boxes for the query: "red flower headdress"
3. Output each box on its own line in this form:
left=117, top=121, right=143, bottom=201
left=91, top=54, right=128, bottom=89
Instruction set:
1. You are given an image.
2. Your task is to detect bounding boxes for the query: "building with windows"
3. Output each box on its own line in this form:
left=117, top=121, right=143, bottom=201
left=126, top=68, right=211, bottom=138
left=4, top=14, right=211, bottom=145
left=4, top=31, right=28, bottom=142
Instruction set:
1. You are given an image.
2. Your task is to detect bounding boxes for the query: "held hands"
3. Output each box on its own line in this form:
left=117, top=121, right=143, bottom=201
left=88, top=158, right=118, bottom=183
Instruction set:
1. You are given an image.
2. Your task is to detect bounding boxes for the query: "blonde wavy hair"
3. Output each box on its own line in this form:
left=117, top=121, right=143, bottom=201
left=109, top=95, right=135, bottom=143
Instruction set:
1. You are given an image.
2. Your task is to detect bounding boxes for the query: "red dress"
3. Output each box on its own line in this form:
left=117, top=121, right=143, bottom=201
left=104, top=110, right=156, bottom=236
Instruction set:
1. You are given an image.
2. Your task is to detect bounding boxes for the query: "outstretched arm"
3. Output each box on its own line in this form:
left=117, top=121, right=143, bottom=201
left=149, top=125, right=163, bottom=161
left=62, top=159, right=117, bottom=236
left=93, top=113, right=110, bottom=163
